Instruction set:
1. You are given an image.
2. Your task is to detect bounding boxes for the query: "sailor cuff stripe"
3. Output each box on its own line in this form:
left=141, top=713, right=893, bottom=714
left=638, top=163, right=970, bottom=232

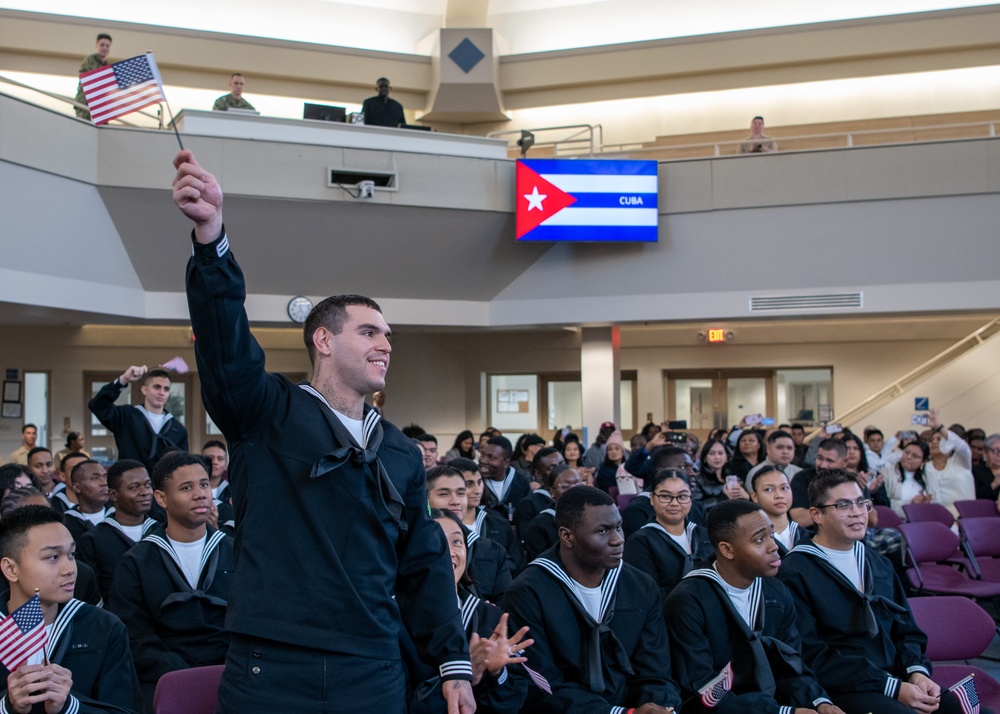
left=906, top=665, right=930, bottom=676
left=885, top=675, right=900, bottom=698
left=496, top=667, right=508, bottom=685
left=439, top=661, right=474, bottom=679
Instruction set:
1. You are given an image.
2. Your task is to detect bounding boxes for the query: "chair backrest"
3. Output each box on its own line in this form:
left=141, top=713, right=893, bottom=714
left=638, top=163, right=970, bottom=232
left=874, top=505, right=903, bottom=529
left=955, top=499, right=1000, bottom=519
left=902, top=502, right=955, bottom=527
left=960, top=517, right=1000, bottom=558
left=899, top=521, right=960, bottom=563
left=909, top=596, right=997, bottom=660
left=616, top=493, right=636, bottom=511
left=153, top=665, right=225, bottom=714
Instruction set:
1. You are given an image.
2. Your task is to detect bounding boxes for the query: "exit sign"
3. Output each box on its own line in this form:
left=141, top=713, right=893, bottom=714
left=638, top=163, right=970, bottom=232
left=707, top=329, right=726, bottom=343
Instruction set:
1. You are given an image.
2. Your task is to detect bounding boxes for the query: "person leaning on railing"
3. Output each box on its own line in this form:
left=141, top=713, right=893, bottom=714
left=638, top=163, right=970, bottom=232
left=738, top=115, right=777, bottom=154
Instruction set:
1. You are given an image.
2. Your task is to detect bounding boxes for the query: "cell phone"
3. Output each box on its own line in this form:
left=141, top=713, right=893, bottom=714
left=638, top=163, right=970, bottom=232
left=911, top=414, right=930, bottom=426
left=667, top=420, right=687, bottom=430
left=899, top=430, right=918, bottom=441
left=745, top=413, right=763, bottom=426
left=665, top=432, right=687, bottom=444
left=826, top=423, right=842, bottom=434
left=726, top=475, right=740, bottom=489
left=761, top=417, right=775, bottom=427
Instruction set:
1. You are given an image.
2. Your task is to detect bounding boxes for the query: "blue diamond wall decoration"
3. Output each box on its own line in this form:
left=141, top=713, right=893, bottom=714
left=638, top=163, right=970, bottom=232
left=449, top=38, right=485, bottom=74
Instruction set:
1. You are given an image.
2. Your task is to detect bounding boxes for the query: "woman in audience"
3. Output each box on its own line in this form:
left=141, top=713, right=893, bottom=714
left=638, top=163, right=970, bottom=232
left=881, top=440, right=934, bottom=517
left=749, top=465, right=806, bottom=555
left=921, top=410, right=975, bottom=516
left=973, top=433, right=1000, bottom=501
left=691, top=438, right=731, bottom=511
left=622, top=469, right=713, bottom=599
left=54, top=431, right=90, bottom=465
left=729, top=429, right=765, bottom=482
left=0, top=464, right=38, bottom=502
left=522, top=465, right=582, bottom=561
left=444, top=430, right=477, bottom=462
left=561, top=438, right=583, bottom=469
left=595, top=430, right=626, bottom=492
left=405, top=510, right=530, bottom=714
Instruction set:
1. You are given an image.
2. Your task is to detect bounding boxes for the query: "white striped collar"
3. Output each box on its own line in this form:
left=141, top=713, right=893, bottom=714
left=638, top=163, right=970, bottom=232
left=100, top=516, right=156, bottom=542
left=459, top=592, right=481, bottom=632
left=465, top=529, right=480, bottom=547
left=685, top=566, right=764, bottom=630
left=641, top=520, right=697, bottom=543
left=539, top=508, right=556, bottom=517
left=143, top=529, right=227, bottom=585
left=530, top=556, right=622, bottom=624
left=298, top=384, right=380, bottom=448
left=789, top=541, right=867, bottom=592
left=473, top=508, right=488, bottom=535
left=44, top=599, right=86, bottom=661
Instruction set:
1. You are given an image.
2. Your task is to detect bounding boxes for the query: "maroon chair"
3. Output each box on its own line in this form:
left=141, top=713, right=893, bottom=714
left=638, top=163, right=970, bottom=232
left=959, top=517, right=1000, bottom=583
left=899, top=521, right=1000, bottom=601
left=902, top=502, right=955, bottom=527
left=616, top=493, right=636, bottom=511
left=909, top=596, right=1000, bottom=710
left=955, top=499, right=1000, bottom=519
left=874, top=505, right=903, bottom=529
left=153, top=665, right=225, bottom=714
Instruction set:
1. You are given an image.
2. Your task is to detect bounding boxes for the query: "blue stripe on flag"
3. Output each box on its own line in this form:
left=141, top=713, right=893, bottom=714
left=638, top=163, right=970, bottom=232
left=566, top=192, right=658, bottom=209
left=521, top=159, right=657, bottom=176
left=518, top=225, right=658, bottom=243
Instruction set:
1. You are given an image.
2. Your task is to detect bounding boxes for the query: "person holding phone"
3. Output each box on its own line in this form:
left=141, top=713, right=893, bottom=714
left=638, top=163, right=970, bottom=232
left=922, top=409, right=975, bottom=516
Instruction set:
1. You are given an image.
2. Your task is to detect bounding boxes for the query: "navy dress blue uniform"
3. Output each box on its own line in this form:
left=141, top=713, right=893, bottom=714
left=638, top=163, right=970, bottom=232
left=184, top=233, right=470, bottom=713
left=778, top=539, right=966, bottom=714
left=87, top=381, right=188, bottom=469
left=666, top=570, right=833, bottom=713
left=0, top=593, right=142, bottom=714
left=623, top=521, right=715, bottom=600
left=471, top=505, right=525, bottom=573
left=504, top=546, right=683, bottom=713
left=522, top=509, right=558, bottom=562
left=76, top=516, right=157, bottom=604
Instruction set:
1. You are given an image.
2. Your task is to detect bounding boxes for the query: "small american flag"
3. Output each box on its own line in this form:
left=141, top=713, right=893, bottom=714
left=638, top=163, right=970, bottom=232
left=950, top=674, right=980, bottom=714
left=0, top=594, right=48, bottom=671
left=699, top=661, right=733, bottom=708
left=79, top=53, right=166, bottom=126
left=521, top=661, right=552, bottom=695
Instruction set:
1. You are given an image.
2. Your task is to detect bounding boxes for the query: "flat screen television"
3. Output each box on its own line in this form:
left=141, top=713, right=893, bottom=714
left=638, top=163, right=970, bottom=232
left=303, top=103, right=346, bottom=122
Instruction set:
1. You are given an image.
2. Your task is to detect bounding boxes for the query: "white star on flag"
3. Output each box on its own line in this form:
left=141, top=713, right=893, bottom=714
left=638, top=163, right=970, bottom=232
left=523, top=186, right=547, bottom=211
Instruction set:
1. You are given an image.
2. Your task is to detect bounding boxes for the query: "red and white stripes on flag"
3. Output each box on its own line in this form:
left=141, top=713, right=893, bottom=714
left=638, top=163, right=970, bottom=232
left=950, top=674, right=981, bottom=714
left=79, top=53, right=166, bottom=126
left=699, top=661, right=733, bottom=708
left=0, top=594, right=48, bottom=671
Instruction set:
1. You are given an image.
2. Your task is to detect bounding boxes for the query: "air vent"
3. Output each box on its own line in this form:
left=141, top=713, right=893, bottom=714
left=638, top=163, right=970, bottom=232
left=750, top=292, right=863, bottom=312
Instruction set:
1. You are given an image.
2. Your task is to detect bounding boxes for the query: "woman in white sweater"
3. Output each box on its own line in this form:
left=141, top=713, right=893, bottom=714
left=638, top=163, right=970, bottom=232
left=923, top=409, right=975, bottom=517
left=881, top=440, right=935, bottom=517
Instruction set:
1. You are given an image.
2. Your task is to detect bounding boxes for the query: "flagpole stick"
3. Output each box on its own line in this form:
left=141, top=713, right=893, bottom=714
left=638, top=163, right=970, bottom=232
left=163, top=101, right=185, bottom=151
left=35, top=588, right=49, bottom=667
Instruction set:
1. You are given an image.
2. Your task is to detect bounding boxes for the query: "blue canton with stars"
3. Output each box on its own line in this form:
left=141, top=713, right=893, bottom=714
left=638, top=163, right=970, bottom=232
left=10, top=596, right=43, bottom=632
left=448, top=38, right=485, bottom=74
left=112, top=56, right=155, bottom=88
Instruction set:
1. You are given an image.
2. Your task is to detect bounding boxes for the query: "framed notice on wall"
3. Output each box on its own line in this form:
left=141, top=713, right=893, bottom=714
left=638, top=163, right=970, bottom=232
left=496, top=389, right=530, bottom=413
left=2, top=381, right=20, bottom=403
left=2, top=402, right=21, bottom=419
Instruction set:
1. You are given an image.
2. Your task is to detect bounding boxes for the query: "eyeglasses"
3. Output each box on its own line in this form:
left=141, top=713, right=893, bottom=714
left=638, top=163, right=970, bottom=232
left=988, top=447, right=1000, bottom=455
left=653, top=493, right=692, bottom=504
left=815, top=498, right=873, bottom=514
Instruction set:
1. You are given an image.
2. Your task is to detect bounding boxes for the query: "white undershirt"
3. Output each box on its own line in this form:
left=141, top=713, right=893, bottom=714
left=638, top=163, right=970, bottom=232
left=817, top=543, right=863, bottom=591
left=720, top=579, right=754, bottom=626
left=333, top=411, right=365, bottom=447
left=168, top=534, right=206, bottom=589
left=666, top=530, right=692, bottom=555
left=469, top=516, right=482, bottom=537
left=140, top=408, right=169, bottom=434
left=119, top=524, right=145, bottom=542
left=898, top=471, right=925, bottom=504
left=484, top=468, right=515, bottom=502
left=571, top=579, right=604, bottom=622
left=773, top=523, right=794, bottom=550
left=26, top=625, right=53, bottom=666
left=79, top=509, right=106, bottom=526
left=212, top=482, right=227, bottom=500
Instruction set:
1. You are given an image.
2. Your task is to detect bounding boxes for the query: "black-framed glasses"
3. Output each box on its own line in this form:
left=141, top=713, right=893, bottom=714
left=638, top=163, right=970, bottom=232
left=815, top=498, right=873, bottom=514
left=653, top=493, right=692, bottom=504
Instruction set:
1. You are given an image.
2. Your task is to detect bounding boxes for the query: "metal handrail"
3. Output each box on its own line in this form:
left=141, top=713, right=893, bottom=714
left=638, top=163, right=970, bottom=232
left=488, top=124, right=604, bottom=157
left=0, top=73, right=160, bottom=127
left=806, top=316, right=1000, bottom=440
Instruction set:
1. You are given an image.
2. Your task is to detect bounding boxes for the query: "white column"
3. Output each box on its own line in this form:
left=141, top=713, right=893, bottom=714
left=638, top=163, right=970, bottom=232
left=581, top=326, right=621, bottom=443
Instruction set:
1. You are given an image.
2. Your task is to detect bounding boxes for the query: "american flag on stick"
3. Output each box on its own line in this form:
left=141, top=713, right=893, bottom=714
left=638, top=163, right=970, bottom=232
left=950, top=674, right=980, bottom=714
left=698, top=661, right=733, bottom=708
left=0, top=594, right=48, bottom=671
left=79, top=53, right=166, bottom=126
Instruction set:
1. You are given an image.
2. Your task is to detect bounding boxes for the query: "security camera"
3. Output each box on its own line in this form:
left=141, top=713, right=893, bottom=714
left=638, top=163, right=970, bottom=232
left=517, top=130, right=535, bottom=157
left=358, top=180, right=375, bottom=199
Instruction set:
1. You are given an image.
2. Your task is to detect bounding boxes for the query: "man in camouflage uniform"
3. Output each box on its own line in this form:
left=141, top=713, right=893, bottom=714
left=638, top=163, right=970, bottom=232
left=75, top=33, right=112, bottom=120
left=213, top=73, right=257, bottom=112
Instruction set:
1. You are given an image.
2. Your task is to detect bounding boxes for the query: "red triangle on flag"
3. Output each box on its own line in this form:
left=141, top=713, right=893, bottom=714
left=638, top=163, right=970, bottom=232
left=516, top=162, right=577, bottom=239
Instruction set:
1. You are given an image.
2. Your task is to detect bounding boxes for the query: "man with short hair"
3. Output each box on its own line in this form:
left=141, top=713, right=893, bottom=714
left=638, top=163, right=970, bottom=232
left=63, top=460, right=113, bottom=543
left=213, top=72, right=256, bottom=112
left=415, top=433, right=439, bottom=471
left=514, top=434, right=546, bottom=479
left=361, top=77, right=405, bottom=127
left=51, top=451, right=89, bottom=514
left=172, top=149, right=472, bottom=713
left=504, top=486, right=683, bottom=713
left=791, top=424, right=809, bottom=467
left=0, top=505, right=142, bottom=713
left=110, top=451, right=235, bottom=712
left=746, top=430, right=802, bottom=491
left=779, top=470, right=966, bottom=714
left=739, top=115, right=777, bottom=154
left=26, top=446, right=55, bottom=496
left=666, top=499, right=842, bottom=714
left=790, top=439, right=846, bottom=527
left=8, top=424, right=37, bottom=466
left=76, top=459, right=155, bottom=603
left=426, top=465, right=513, bottom=602
left=202, top=440, right=230, bottom=503
left=453, top=457, right=524, bottom=572
left=514, top=447, right=565, bottom=535
left=88, top=366, right=188, bottom=470
left=479, top=436, right=532, bottom=526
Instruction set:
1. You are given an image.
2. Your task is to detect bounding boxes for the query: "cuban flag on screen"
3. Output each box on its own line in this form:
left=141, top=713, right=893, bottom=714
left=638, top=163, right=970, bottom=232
left=516, top=159, right=658, bottom=242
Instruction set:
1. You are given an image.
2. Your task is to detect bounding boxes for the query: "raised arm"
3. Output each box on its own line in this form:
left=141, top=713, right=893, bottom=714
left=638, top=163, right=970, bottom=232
left=172, top=151, right=223, bottom=244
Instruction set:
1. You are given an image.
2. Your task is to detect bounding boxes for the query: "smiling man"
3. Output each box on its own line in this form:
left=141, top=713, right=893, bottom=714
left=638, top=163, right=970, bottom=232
left=109, top=451, right=234, bottom=713
left=779, top=470, right=965, bottom=714
left=504, top=485, right=682, bottom=714
left=0, top=505, right=142, bottom=714
left=88, top=366, right=188, bottom=470
left=171, top=150, right=471, bottom=714
left=666, top=499, right=841, bottom=714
